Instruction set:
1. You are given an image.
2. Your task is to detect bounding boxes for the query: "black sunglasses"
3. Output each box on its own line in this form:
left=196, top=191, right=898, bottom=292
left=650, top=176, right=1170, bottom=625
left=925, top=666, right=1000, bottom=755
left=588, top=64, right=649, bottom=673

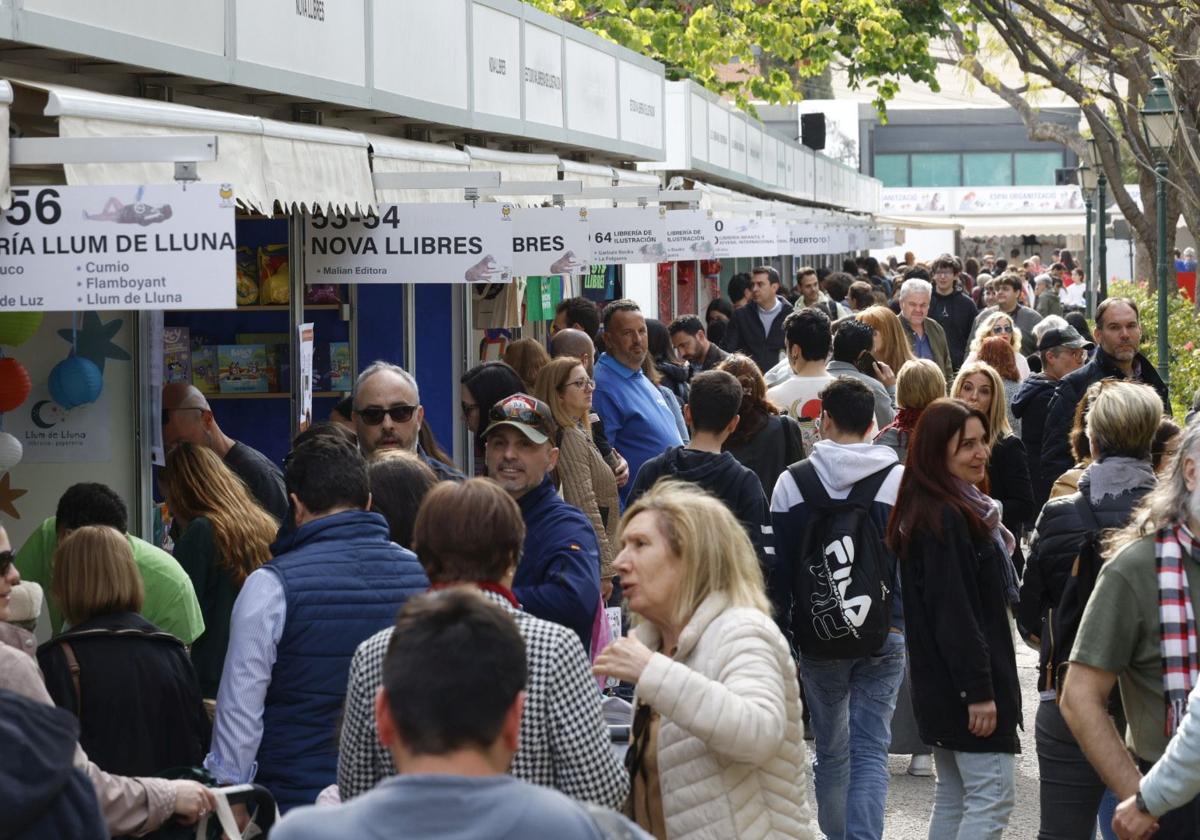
left=355, top=405, right=417, bottom=426
left=624, top=703, right=653, bottom=777
left=0, top=550, right=12, bottom=577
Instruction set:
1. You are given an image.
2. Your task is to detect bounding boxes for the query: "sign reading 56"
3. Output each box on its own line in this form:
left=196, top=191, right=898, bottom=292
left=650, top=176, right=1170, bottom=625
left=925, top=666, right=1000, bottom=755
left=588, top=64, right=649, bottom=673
left=4, top=188, right=62, bottom=226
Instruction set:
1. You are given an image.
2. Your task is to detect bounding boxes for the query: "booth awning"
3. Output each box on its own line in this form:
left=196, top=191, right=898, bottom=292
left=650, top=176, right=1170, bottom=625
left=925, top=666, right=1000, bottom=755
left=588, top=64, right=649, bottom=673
left=560, top=159, right=614, bottom=209
left=951, top=214, right=1083, bottom=237
left=368, top=135, right=471, bottom=205
left=13, top=80, right=375, bottom=215
left=0, top=81, right=10, bottom=209
left=465, top=146, right=560, bottom=206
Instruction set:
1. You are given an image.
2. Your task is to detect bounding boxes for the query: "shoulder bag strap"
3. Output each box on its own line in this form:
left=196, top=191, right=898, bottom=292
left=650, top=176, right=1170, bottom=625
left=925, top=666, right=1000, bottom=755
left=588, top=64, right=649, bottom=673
left=59, top=640, right=82, bottom=721
left=1072, top=493, right=1101, bottom=532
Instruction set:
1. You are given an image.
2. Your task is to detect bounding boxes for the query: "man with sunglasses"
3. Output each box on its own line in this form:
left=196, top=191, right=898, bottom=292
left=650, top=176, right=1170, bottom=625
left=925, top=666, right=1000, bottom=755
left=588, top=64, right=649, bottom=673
left=162, top=383, right=288, bottom=521
left=483, top=394, right=600, bottom=653
left=352, top=362, right=463, bottom=482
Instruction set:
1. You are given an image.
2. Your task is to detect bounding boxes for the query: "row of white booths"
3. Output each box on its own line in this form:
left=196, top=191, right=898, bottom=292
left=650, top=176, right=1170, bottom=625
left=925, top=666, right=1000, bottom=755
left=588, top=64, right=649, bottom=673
left=0, top=0, right=892, bottom=545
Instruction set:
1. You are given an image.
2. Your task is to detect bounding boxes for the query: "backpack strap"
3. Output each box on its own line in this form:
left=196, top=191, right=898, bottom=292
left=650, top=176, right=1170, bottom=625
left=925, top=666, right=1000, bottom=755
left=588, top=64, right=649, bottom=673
left=847, top=463, right=900, bottom=508
left=788, top=460, right=832, bottom=510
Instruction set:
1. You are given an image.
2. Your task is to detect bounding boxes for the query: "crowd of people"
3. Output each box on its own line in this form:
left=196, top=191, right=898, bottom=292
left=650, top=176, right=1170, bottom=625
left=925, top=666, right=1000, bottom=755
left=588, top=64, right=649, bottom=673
left=5, top=246, right=1200, bottom=840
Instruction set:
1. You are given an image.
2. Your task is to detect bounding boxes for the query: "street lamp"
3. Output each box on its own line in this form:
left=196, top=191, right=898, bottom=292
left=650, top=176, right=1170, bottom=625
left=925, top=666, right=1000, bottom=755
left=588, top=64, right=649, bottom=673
left=1083, top=137, right=1108, bottom=306
left=1078, top=158, right=1099, bottom=317
left=1140, top=73, right=1179, bottom=387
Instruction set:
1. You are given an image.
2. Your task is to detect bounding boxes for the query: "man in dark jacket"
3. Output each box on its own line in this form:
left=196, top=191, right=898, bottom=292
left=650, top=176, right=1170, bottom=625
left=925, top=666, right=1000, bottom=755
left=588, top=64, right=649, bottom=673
left=668, top=314, right=728, bottom=372
left=629, top=370, right=771, bottom=568
left=204, top=436, right=430, bottom=811
left=483, top=394, right=601, bottom=651
left=929, top=255, right=978, bottom=370
left=1012, top=325, right=1089, bottom=511
left=726, top=265, right=790, bottom=373
left=1041, top=298, right=1169, bottom=488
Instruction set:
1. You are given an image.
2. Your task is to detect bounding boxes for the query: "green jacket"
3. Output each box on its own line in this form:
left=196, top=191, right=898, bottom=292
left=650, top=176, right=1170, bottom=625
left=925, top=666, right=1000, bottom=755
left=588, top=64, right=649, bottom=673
left=15, top=516, right=204, bottom=644
left=900, top=315, right=954, bottom=384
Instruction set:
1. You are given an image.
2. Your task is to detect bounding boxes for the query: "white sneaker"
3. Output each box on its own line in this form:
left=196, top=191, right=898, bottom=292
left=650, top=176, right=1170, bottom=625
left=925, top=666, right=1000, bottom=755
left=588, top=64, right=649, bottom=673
left=907, top=754, right=933, bottom=777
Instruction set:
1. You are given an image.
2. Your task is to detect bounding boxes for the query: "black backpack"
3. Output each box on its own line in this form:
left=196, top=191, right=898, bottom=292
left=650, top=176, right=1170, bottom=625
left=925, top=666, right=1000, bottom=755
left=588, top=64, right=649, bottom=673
left=1047, top=495, right=1106, bottom=700
left=788, top=460, right=897, bottom=660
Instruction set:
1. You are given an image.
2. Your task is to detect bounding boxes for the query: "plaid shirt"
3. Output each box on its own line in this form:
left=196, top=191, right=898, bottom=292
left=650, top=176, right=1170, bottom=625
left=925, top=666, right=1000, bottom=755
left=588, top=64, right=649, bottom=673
left=337, top=590, right=629, bottom=808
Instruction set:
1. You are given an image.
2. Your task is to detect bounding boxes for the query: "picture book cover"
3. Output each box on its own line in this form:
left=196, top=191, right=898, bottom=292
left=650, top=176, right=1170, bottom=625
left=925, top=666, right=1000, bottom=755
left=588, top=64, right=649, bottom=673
left=328, top=342, right=351, bottom=391
left=191, top=343, right=218, bottom=394
left=218, top=344, right=270, bottom=393
left=163, top=326, right=191, bottom=384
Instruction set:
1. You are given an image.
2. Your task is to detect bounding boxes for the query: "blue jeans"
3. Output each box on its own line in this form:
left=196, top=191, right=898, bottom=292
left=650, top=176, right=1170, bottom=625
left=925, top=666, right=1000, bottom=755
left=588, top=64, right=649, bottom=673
left=800, top=632, right=906, bottom=840
left=929, top=748, right=1015, bottom=840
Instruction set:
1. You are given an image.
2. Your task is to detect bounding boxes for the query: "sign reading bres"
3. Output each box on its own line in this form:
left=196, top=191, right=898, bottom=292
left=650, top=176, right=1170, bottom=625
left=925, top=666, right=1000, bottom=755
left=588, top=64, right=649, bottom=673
left=508, top=206, right=592, bottom=276
left=0, top=184, right=236, bottom=312
left=663, top=210, right=718, bottom=261
left=305, top=203, right=515, bottom=284
left=712, top=215, right=779, bottom=259
left=587, top=206, right=668, bottom=265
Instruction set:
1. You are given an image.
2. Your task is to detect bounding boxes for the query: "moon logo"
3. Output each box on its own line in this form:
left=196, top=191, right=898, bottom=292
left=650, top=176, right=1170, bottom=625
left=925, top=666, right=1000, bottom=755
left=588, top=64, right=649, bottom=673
left=31, top=400, right=64, bottom=429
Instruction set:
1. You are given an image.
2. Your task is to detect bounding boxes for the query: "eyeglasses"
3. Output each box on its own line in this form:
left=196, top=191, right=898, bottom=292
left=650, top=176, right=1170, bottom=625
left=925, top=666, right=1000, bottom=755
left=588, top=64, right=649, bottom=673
left=355, top=405, right=417, bottom=425
left=0, top=550, right=12, bottom=577
left=161, top=407, right=203, bottom=426
left=625, top=703, right=653, bottom=777
left=563, top=377, right=595, bottom=392
left=992, top=324, right=1014, bottom=334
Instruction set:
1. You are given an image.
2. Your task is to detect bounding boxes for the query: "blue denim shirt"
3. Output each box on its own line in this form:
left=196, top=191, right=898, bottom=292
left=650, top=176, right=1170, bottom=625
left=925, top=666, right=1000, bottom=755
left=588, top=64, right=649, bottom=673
left=592, top=353, right=683, bottom=506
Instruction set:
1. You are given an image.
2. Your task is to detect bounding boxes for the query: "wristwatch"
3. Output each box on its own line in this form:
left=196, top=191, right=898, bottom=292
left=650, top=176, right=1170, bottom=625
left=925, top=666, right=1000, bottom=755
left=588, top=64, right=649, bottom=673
left=1135, top=791, right=1150, bottom=814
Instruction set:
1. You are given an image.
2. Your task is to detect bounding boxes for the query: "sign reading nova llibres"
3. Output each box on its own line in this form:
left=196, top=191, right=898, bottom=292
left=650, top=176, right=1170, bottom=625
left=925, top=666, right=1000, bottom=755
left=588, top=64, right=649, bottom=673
left=0, top=184, right=236, bottom=311
left=304, top=203, right=515, bottom=284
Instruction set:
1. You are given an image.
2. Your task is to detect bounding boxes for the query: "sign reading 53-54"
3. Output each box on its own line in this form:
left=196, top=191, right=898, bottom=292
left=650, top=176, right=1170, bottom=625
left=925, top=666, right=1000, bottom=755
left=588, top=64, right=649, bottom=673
left=0, top=184, right=237, bottom=311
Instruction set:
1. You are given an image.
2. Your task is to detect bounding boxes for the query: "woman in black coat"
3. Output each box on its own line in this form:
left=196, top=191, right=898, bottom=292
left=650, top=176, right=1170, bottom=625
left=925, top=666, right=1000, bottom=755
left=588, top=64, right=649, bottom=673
left=953, top=361, right=1035, bottom=575
left=887, top=399, right=1021, bottom=838
left=717, top=354, right=805, bottom=497
left=37, top=526, right=209, bottom=778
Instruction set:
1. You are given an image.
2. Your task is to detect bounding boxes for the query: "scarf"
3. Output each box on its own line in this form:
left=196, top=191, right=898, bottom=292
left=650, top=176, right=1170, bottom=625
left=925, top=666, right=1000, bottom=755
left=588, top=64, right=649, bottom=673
left=1155, top=522, right=1200, bottom=735
left=1080, top=457, right=1158, bottom=507
left=892, top=407, right=923, bottom=433
left=428, top=580, right=521, bottom=609
left=953, top=477, right=1020, bottom=605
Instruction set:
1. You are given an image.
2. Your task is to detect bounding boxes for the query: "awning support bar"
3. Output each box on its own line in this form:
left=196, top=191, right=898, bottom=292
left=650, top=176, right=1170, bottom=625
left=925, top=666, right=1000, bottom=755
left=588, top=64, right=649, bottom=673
left=9, top=134, right=219, bottom=165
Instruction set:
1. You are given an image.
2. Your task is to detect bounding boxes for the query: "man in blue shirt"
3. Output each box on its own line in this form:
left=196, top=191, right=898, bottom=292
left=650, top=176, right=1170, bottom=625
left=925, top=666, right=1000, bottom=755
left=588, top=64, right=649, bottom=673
left=592, top=299, right=683, bottom=505
left=272, top=589, right=647, bottom=840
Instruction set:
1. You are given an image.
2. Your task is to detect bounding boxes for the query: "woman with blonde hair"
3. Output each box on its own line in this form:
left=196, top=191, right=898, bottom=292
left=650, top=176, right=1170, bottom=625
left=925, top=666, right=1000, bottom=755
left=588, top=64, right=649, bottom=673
left=857, top=305, right=916, bottom=377
left=533, top=355, right=619, bottom=598
left=874, top=358, right=946, bottom=464
left=38, top=526, right=209, bottom=777
left=503, top=337, right=551, bottom=391
left=160, top=442, right=278, bottom=697
left=976, top=336, right=1023, bottom=437
left=952, top=361, right=1035, bottom=574
left=966, top=311, right=1031, bottom=380
left=595, top=481, right=815, bottom=839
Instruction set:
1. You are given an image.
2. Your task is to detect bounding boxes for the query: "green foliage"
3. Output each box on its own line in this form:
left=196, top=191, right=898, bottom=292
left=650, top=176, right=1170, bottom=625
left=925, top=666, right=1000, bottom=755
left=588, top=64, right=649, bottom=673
left=527, top=0, right=948, bottom=115
left=1109, top=280, right=1200, bottom=420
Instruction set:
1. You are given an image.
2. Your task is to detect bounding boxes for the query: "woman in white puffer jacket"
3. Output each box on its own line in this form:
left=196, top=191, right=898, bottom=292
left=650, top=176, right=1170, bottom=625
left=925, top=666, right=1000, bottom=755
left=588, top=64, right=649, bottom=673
left=594, top=481, right=816, bottom=840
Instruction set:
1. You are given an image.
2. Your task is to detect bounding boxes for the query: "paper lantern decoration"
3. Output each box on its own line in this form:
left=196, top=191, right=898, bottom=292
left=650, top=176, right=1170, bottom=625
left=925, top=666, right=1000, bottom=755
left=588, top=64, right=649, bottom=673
left=0, top=357, right=31, bottom=413
left=48, top=355, right=103, bottom=409
left=0, top=433, right=22, bottom=472
left=0, top=312, right=44, bottom=347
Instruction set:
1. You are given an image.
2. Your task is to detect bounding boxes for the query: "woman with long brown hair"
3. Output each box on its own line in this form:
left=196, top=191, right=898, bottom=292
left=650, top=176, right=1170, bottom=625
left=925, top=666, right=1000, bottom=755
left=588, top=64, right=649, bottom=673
left=533, top=355, right=619, bottom=599
left=160, top=442, right=278, bottom=698
left=717, top=354, right=805, bottom=497
left=857, top=305, right=916, bottom=376
left=886, top=399, right=1021, bottom=838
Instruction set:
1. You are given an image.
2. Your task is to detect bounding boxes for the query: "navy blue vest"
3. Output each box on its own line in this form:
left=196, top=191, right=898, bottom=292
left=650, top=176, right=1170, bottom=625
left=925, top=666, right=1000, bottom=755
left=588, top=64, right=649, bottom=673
left=254, top=509, right=428, bottom=810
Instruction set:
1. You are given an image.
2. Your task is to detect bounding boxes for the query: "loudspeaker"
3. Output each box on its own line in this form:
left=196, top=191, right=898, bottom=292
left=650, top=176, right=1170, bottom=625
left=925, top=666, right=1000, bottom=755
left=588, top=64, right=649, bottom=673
left=800, top=113, right=826, bottom=151
left=1055, top=168, right=1077, bottom=186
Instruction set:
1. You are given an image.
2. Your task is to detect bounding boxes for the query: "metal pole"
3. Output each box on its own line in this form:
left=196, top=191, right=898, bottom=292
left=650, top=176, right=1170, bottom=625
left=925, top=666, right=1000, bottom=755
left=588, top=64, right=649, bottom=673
left=1083, top=194, right=1094, bottom=319
left=1156, top=160, right=1171, bottom=387
left=1097, top=174, right=1108, bottom=304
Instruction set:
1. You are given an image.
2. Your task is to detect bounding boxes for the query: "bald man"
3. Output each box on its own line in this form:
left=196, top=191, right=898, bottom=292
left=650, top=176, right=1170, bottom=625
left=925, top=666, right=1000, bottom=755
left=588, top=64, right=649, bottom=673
left=161, top=383, right=289, bottom=521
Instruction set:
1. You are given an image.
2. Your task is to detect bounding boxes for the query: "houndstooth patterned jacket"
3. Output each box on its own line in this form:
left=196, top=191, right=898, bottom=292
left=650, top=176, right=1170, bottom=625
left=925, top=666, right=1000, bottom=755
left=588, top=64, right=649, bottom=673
left=337, top=589, right=629, bottom=808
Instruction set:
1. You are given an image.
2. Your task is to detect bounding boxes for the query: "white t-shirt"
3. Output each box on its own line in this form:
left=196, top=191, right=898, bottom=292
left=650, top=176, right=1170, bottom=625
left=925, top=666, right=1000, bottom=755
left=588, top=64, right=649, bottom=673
left=768, top=372, right=834, bottom=453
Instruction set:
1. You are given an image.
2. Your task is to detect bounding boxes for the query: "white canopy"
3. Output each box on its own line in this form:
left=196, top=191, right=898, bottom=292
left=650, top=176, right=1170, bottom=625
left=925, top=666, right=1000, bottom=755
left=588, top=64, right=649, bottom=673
left=13, top=79, right=376, bottom=215
left=368, top=135, right=471, bottom=205
left=465, top=146, right=560, bottom=206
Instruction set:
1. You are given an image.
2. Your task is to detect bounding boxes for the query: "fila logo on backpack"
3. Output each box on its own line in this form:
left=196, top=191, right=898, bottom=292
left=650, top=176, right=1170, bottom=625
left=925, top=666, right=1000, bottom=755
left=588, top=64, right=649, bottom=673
left=789, top=460, right=896, bottom=660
